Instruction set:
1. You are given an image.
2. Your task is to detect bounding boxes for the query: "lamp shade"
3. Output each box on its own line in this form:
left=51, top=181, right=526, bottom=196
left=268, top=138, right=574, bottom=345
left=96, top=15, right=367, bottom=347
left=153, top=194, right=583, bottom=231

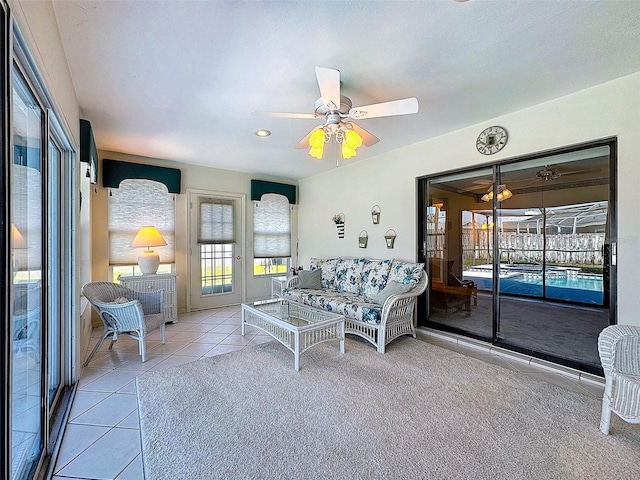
left=130, top=226, right=167, bottom=274
left=130, top=226, right=167, bottom=248
left=11, top=224, right=27, bottom=249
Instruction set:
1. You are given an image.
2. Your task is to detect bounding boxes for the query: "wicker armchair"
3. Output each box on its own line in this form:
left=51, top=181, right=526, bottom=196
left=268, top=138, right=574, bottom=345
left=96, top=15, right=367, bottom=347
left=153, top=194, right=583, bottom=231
left=82, top=282, right=166, bottom=366
left=597, top=324, right=640, bottom=434
left=13, top=282, right=42, bottom=360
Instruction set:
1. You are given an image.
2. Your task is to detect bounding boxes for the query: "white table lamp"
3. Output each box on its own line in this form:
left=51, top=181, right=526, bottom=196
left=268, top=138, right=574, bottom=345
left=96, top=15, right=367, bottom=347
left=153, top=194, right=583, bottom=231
left=130, top=226, right=167, bottom=274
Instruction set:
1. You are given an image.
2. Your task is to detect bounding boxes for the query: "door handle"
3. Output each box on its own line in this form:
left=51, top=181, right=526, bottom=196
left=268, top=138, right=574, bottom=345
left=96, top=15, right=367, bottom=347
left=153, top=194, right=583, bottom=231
left=236, top=255, right=241, bottom=260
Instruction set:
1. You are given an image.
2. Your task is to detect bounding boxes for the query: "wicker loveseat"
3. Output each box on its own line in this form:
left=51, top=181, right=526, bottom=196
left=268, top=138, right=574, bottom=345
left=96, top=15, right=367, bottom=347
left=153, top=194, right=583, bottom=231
left=282, top=257, right=427, bottom=353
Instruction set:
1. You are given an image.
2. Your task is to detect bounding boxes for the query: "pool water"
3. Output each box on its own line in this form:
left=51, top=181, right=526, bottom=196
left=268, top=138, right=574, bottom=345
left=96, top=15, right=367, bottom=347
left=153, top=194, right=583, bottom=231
left=521, top=274, right=603, bottom=291
left=464, top=270, right=604, bottom=305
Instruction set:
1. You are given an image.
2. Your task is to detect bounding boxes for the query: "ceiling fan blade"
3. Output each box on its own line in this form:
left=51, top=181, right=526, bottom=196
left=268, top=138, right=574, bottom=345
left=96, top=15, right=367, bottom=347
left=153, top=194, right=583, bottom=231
left=557, top=167, right=603, bottom=177
left=252, top=111, right=318, bottom=119
left=348, top=122, right=380, bottom=147
left=294, top=128, right=318, bottom=149
left=315, top=66, right=341, bottom=112
left=348, top=97, right=419, bottom=120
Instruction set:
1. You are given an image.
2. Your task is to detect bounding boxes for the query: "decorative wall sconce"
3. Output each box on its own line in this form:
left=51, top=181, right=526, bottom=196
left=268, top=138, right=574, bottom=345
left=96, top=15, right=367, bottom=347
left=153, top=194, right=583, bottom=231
left=358, top=230, right=368, bottom=248
left=384, top=229, right=397, bottom=249
left=371, top=205, right=381, bottom=224
left=332, top=213, right=345, bottom=238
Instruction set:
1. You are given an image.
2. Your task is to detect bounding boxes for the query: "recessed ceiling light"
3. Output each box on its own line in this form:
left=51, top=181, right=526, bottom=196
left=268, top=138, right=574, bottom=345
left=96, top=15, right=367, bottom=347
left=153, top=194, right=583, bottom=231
left=255, top=129, right=271, bottom=137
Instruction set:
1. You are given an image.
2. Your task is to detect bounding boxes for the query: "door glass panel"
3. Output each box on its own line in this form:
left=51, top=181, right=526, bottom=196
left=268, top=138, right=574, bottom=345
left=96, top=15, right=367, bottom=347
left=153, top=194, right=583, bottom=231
left=11, top=70, right=44, bottom=480
left=496, top=147, right=610, bottom=369
left=426, top=168, right=493, bottom=340
left=201, top=243, right=234, bottom=295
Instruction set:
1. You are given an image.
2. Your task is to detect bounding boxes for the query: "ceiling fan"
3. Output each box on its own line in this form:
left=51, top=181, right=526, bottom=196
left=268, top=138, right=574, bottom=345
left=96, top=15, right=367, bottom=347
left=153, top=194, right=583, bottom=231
left=458, top=164, right=603, bottom=201
left=253, top=66, right=419, bottom=161
left=513, top=165, right=603, bottom=189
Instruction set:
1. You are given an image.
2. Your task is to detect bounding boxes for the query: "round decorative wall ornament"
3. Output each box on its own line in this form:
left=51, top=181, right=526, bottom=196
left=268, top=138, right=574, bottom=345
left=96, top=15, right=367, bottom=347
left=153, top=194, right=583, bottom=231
left=476, top=126, right=508, bottom=155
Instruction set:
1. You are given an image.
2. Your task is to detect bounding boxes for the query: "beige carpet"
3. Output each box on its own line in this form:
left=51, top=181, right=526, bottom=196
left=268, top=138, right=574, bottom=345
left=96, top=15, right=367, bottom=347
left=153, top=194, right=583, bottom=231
left=136, top=337, right=640, bottom=479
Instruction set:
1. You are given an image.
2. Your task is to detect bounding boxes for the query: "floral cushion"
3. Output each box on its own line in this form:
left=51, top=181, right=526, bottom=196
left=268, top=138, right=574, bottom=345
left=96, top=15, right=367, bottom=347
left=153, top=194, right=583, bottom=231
left=389, top=260, right=425, bottom=287
left=359, top=259, right=392, bottom=300
left=309, top=257, right=339, bottom=290
left=282, top=288, right=382, bottom=325
left=334, top=258, right=366, bottom=294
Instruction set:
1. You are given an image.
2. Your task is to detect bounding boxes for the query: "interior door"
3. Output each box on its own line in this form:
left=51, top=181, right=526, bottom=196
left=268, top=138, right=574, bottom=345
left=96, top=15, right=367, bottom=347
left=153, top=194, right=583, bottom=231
left=188, top=191, right=244, bottom=310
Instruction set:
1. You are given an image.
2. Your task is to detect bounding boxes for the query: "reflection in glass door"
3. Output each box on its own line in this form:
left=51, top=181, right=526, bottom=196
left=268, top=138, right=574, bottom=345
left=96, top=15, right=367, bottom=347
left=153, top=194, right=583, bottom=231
left=419, top=142, right=615, bottom=374
left=423, top=168, right=494, bottom=341
left=11, top=68, right=44, bottom=480
left=495, top=147, right=611, bottom=370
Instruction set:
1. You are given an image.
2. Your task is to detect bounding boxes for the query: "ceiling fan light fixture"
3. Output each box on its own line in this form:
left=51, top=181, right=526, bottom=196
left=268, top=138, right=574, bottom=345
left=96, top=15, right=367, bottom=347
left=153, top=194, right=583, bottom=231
left=341, top=128, right=363, bottom=159
left=497, top=186, right=513, bottom=201
left=308, top=128, right=326, bottom=158
left=309, top=146, right=324, bottom=159
left=342, top=143, right=356, bottom=159
left=481, top=184, right=512, bottom=202
left=345, top=129, right=363, bottom=149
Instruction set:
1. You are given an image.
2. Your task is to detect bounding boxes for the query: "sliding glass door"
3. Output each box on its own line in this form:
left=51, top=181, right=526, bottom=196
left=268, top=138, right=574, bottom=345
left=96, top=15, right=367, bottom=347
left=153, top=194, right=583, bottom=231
left=11, top=67, right=44, bottom=480
left=3, top=20, right=76, bottom=480
left=424, top=168, right=494, bottom=340
left=494, top=146, right=611, bottom=369
left=418, top=141, right=615, bottom=374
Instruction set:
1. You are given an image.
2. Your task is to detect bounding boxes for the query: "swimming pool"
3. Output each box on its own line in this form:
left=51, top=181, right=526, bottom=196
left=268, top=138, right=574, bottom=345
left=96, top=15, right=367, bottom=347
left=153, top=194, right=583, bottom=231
left=463, top=266, right=604, bottom=305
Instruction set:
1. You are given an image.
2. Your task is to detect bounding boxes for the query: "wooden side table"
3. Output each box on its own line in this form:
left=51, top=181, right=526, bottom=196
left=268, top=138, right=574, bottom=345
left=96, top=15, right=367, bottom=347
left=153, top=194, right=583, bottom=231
left=119, top=273, right=178, bottom=323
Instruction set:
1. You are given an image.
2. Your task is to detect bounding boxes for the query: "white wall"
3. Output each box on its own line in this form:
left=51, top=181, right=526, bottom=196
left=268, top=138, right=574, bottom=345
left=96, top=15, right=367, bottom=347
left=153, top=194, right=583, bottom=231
left=298, top=72, right=640, bottom=327
left=93, top=151, right=298, bottom=311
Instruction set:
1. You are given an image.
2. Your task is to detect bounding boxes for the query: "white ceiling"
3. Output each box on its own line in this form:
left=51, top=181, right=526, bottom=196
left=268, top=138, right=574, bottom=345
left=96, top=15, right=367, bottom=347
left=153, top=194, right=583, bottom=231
left=52, top=1, right=640, bottom=180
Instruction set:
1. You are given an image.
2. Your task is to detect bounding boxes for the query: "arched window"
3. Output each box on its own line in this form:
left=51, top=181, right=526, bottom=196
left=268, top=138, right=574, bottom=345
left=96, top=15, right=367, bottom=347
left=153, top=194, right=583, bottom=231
left=108, top=179, right=175, bottom=279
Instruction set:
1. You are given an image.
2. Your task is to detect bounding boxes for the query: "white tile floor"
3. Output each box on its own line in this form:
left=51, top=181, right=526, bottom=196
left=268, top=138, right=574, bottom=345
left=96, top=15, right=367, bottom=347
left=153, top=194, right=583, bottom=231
left=51, top=305, right=605, bottom=480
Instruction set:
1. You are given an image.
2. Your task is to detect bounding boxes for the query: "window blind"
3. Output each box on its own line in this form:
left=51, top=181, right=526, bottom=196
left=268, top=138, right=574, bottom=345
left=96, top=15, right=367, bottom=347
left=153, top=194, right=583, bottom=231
left=253, top=193, right=291, bottom=258
left=12, top=164, right=42, bottom=270
left=198, top=197, right=235, bottom=244
left=108, top=179, right=175, bottom=265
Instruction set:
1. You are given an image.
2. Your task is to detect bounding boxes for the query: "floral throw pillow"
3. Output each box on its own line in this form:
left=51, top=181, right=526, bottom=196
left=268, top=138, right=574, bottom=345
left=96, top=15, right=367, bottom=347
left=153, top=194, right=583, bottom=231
left=334, top=258, right=366, bottom=294
left=359, top=259, right=392, bottom=300
left=389, top=260, right=425, bottom=287
left=310, top=257, right=339, bottom=289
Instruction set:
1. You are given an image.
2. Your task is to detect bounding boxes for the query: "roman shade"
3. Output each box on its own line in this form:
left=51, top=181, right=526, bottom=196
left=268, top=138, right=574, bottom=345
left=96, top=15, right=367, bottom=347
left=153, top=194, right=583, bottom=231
left=108, top=179, right=175, bottom=265
left=253, top=193, right=291, bottom=258
left=198, top=198, right=235, bottom=244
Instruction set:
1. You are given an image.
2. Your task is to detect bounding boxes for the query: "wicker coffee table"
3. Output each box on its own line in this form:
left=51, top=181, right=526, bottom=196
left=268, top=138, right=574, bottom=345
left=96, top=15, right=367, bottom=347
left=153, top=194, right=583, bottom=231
left=241, top=299, right=345, bottom=371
